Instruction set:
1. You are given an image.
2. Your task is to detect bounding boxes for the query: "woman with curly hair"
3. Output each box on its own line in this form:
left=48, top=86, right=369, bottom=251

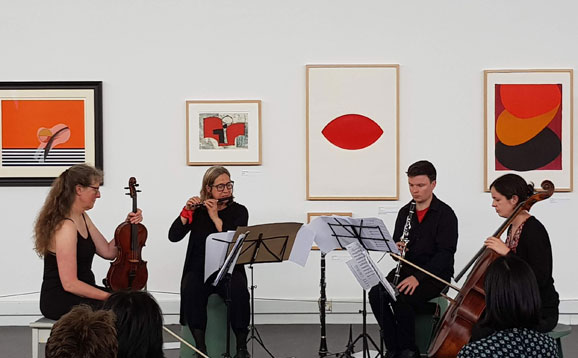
left=35, top=164, right=142, bottom=320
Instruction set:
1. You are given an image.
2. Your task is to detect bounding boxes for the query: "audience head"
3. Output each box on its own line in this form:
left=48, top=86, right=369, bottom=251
left=45, top=305, right=117, bottom=358
left=103, top=290, right=165, bottom=358
left=482, top=255, right=541, bottom=330
left=34, top=164, right=103, bottom=256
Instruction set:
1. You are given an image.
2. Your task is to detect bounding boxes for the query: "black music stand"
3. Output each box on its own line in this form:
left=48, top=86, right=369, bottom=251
left=318, top=217, right=396, bottom=358
left=225, top=222, right=303, bottom=358
left=212, top=231, right=250, bottom=358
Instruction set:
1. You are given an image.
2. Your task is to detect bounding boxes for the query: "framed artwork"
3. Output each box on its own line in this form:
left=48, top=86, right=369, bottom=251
left=186, top=100, right=262, bottom=166
left=0, top=81, right=103, bottom=186
left=306, top=65, right=399, bottom=200
left=307, top=212, right=352, bottom=250
left=484, top=70, right=573, bottom=191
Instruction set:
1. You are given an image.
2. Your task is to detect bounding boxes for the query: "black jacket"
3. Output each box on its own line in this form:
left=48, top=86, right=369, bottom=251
left=388, top=194, right=458, bottom=286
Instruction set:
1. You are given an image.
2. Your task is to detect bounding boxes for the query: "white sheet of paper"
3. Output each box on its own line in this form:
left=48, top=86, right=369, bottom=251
left=212, top=232, right=247, bottom=286
left=309, top=216, right=397, bottom=254
left=345, top=241, right=396, bottom=301
left=368, top=255, right=397, bottom=300
left=346, top=259, right=375, bottom=290
left=288, top=225, right=316, bottom=266
left=345, top=242, right=379, bottom=289
left=204, top=231, right=236, bottom=283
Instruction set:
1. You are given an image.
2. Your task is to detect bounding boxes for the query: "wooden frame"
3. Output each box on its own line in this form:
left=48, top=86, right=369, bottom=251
left=484, top=69, right=573, bottom=191
left=186, top=100, right=262, bottom=166
left=0, top=81, right=103, bottom=186
left=307, top=212, right=352, bottom=250
left=306, top=64, right=399, bottom=200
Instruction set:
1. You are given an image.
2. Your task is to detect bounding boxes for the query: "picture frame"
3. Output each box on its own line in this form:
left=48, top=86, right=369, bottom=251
left=307, top=212, right=352, bottom=250
left=186, top=100, right=262, bottom=166
left=306, top=65, right=399, bottom=200
left=484, top=70, right=573, bottom=192
left=0, top=81, right=103, bottom=186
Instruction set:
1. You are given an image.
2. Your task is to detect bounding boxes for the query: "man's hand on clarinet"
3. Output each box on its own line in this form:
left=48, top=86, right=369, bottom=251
left=396, top=241, right=408, bottom=253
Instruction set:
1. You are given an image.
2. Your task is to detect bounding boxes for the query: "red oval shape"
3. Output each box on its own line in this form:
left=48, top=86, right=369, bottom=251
left=500, top=84, right=561, bottom=119
left=322, top=114, right=383, bottom=150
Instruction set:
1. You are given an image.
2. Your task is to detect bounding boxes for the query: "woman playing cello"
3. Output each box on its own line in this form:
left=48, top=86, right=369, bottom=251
left=35, top=164, right=143, bottom=320
left=473, top=173, right=559, bottom=340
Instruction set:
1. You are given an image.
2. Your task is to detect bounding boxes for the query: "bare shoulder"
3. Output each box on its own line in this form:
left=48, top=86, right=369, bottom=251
left=54, top=219, right=78, bottom=239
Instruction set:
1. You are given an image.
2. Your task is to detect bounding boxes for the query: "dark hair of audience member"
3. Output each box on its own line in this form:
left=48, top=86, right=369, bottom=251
left=45, top=305, right=117, bottom=358
left=103, top=290, right=165, bottom=358
left=481, top=255, right=541, bottom=331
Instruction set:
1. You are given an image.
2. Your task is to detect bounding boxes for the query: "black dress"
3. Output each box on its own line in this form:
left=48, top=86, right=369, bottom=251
left=40, top=217, right=102, bottom=320
left=507, top=216, right=559, bottom=332
left=168, top=202, right=250, bottom=331
left=470, top=216, right=559, bottom=342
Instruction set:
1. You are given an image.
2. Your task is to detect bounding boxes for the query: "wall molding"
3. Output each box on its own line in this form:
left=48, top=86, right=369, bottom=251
left=1, top=295, right=577, bottom=326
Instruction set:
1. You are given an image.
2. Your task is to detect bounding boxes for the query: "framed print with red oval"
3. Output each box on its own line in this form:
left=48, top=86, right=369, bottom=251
left=484, top=70, right=573, bottom=192
left=306, top=65, right=399, bottom=200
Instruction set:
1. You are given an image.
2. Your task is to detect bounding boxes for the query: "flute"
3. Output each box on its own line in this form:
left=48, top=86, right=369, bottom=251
left=188, top=196, right=234, bottom=209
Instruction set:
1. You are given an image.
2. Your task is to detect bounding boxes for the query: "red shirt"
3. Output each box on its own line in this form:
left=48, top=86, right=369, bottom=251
left=417, top=207, right=429, bottom=223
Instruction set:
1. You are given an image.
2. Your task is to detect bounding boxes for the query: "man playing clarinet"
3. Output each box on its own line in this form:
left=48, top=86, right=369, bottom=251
left=368, top=160, right=458, bottom=358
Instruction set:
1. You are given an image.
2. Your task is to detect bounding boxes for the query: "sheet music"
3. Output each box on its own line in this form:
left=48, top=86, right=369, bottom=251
left=345, top=242, right=379, bottom=290
left=205, top=223, right=314, bottom=281
left=308, top=216, right=396, bottom=254
left=213, top=232, right=247, bottom=286
left=345, top=242, right=396, bottom=301
left=368, top=254, right=397, bottom=300
left=204, top=231, right=236, bottom=283
left=288, top=225, right=316, bottom=266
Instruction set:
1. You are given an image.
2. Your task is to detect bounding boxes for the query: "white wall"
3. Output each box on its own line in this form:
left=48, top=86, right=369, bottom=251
left=1, top=0, right=577, bottom=325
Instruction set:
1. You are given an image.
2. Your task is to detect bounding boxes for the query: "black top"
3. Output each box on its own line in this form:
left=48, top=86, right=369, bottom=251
left=508, top=216, right=559, bottom=316
left=40, top=217, right=99, bottom=320
left=388, top=194, right=459, bottom=285
left=168, top=202, right=249, bottom=275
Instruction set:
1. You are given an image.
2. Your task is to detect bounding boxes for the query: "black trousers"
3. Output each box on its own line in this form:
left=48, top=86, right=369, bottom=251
left=182, top=265, right=250, bottom=332
left=368, top=276, right=442, bottom=352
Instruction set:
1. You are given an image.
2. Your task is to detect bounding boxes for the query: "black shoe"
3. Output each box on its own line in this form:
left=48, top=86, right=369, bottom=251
left=234, top=348, right=251, bottom=358
left=397, top=348, right=419, bottom=358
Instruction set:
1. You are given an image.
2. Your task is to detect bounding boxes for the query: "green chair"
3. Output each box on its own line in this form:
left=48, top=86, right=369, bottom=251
left=414, top=296, right=449, bottom=356
left=180, top=294, right=236, bottom=358
left=547, top=323, right=571, bottom=358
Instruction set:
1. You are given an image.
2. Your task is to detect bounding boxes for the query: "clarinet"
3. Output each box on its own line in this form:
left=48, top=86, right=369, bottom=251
left=392, top=201, right=416, bottom=290
left=318, top=253, right=328, bottom=357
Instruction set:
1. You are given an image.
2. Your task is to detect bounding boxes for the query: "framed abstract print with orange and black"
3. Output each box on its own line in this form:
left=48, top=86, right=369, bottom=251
left=306, top=65, right=399, bottom=200
left=0, top=82, right=103, bottom=186
left=484, top=70, right=573, bottom=192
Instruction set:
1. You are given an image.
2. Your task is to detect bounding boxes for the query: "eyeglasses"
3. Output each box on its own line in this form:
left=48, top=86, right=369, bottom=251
left=87, top=185, right=101, bottom=193
left=211, top=181, right=234, bottom=192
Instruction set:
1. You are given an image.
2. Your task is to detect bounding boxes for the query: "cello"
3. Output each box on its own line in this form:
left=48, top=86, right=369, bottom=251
left=105, top=177, right=148, bottom=291
left=426, top=180, right=554, bottom=357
